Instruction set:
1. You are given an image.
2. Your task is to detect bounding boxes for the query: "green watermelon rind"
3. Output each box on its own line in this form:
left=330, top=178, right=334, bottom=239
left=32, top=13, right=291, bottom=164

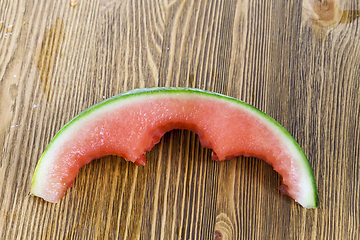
left=32, top=87, right=319, bottom=208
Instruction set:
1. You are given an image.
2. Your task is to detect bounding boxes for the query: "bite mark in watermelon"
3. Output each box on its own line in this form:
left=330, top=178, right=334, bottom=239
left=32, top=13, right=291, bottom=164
left=31, top=87, right=319, bottom=208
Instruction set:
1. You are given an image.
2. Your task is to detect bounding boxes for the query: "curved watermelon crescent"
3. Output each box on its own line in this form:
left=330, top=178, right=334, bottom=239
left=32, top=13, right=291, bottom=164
left=31, top=87, right=319, bottom=208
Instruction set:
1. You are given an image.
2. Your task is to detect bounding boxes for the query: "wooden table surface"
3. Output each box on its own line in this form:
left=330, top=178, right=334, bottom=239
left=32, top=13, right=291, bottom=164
left=1, top=0, right=359, bottom=239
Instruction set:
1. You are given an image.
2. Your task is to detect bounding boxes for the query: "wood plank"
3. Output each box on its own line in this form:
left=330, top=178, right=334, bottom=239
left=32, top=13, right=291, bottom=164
left=0, top=0, right=359, bottom=239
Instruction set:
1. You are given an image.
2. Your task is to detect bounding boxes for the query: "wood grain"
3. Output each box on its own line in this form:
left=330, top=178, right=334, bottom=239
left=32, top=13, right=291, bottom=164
left=1, top=0, right=359, bottom=239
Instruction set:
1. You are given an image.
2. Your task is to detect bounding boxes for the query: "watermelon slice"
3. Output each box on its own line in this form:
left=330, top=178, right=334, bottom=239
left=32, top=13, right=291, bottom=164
left=31, top=87, right=319, bottom=208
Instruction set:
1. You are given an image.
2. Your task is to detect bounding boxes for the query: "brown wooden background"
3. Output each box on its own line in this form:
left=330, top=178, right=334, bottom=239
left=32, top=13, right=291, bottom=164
left=1, top=0, right=359, bottom=239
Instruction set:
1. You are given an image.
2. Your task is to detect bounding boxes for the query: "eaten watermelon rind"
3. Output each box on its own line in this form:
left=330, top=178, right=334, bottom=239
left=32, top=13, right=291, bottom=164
left=31, top=87, right=319, bottom=208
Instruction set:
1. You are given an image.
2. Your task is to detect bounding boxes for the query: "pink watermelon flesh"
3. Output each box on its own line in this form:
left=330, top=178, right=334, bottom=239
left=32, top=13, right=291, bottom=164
left=31, top=88, right=318, bottom=208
